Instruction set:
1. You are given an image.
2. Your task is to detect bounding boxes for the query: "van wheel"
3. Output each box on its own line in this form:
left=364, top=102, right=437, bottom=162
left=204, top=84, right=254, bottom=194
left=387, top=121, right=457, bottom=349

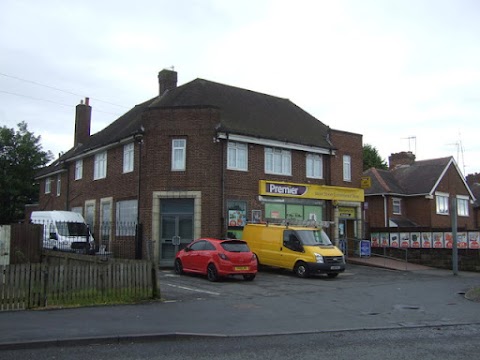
left=294, top=261, right=310, bottom=278
left=174, top=259, right=183, bottom=275
left=327, top=273, right=338, bottom=278
left=207, top=263, right=219, bottom=282
left=243, top=274, right=256, bottom=281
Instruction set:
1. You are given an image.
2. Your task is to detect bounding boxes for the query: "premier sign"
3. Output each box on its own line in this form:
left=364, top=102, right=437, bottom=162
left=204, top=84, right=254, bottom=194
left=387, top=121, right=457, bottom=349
left=266, top=183, right=307, bottom=196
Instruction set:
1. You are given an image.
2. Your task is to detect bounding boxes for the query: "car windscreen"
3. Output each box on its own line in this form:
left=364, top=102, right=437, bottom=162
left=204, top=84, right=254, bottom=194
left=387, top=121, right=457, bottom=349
left=296, top=230, right=332, bottom=246
left=56, top=222, right=89, bottom=237
left=220, top=241, right=250, bottom=252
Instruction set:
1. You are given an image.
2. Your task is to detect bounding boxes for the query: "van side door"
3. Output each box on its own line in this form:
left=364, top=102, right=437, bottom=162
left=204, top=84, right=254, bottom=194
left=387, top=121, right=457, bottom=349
left=281, top=230, right=304, bottom=269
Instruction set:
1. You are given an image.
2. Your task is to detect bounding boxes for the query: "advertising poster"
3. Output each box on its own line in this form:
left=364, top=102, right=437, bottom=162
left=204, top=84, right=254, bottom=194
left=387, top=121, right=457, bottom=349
left=400, top=233, right=410, bottom=248
left=389, top=233, right=399, bottom=248
left=380, top=233, right=389, bottom=247
left=444, top=232, right=453, bottom=249
left=371, top=233, right=380, bottom=247
left=228, top=210, right=246, bottom=227
left=457, top=232, right=468, bottom=249
left=469, top=232, right=479, bottom=249
left=421, top=232, right=432, bottom=248
left=410, top=232, right=421, bottom=248
left=433, top=232, right=444, bottom=248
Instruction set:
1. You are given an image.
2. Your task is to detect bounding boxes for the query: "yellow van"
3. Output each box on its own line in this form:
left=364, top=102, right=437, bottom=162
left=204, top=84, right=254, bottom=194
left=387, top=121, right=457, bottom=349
left=242, top=223, right=345, bottom=278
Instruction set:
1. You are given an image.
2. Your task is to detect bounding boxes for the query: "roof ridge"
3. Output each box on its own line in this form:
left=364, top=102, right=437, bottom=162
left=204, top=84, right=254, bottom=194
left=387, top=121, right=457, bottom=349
left=372, top=168, right=391, bottom=192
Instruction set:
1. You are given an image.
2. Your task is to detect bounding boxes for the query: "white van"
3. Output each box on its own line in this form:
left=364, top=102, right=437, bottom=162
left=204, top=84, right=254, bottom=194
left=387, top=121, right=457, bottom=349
left=30, top=211, right=94, bottom=252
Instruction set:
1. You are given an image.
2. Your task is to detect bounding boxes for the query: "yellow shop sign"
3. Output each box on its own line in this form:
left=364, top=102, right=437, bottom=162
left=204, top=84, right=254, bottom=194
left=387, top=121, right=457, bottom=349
left=259, top=180, right=364, bottom=202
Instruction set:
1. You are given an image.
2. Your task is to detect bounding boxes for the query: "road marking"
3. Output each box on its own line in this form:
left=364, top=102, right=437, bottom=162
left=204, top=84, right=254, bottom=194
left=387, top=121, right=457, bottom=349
left=166, top=283, right=221, bottom=296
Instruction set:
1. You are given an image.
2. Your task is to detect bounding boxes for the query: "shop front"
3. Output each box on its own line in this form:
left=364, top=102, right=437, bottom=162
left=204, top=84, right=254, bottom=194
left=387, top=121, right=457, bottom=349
left=253, top=180, right=364, bottom=245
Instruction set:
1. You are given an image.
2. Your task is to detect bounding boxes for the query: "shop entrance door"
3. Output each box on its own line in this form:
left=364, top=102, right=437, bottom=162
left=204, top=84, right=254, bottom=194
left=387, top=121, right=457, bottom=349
left=159, top=199, right=194, bottom=267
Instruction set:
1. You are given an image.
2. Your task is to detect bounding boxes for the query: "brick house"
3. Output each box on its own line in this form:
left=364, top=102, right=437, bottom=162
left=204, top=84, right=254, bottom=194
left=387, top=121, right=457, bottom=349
left=363, top=151, right=478, bottom=251
left=32, top=69, right=364, bottom=266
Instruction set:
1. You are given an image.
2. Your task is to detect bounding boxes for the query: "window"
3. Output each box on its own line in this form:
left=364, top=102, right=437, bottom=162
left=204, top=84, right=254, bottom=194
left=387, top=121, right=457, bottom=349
left=116, top=199, right=138, bottom=236
left=436, top=192, right=449, bottom=215
left=392, top=198, right=401, bottom=215
left=56, top=174, right=61, bottom=196
left=45, top=177, right=51, bottom=194
left=172, top=139, right=186, bottom=171
left=265, top=147, right=291, bottom=175
left=85, top=201, right=96, bottom=234
left=123, top=143, right=134, bottom=173
left=227, top=141, right=248, bottom=171
left=94, top=151, right=107, bottom=180
left=343, top=155, right=351, bottom=181
left=457, top=196, right=469, bottom=217
left=74, top=160, right=83, bottom=180
left=306, top=154, right=323, bottom=179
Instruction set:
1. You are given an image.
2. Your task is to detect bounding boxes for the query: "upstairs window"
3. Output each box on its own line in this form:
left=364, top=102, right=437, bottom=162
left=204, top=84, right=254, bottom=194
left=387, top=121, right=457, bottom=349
left=94, top=151, right=107, bottom=180
left=123, top=143, right=134, bottom=173
left=435, top=192, right=449, bottom=215
left=45, top=177, right=51, bottom=194
left=75, top=159, right=83, bottom=180
left=306, top=154, right=323, bottom=179
left=392, top=198, right=401, bottom=215
left=265, top=147, right=291, bottom=176
left=172, top=139, right=186, bottom=171
left=343, top=155, right=351, bottom=181
left=56, top=174, right=61, bottom=196
left=457, top=196, right=469, bottom=217
left=227, top=141, right=248, bottom=171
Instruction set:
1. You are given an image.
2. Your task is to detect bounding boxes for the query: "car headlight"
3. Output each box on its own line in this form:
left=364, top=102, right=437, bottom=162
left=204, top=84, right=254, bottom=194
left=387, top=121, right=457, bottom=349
left=314, top=253, right=324, bottom=263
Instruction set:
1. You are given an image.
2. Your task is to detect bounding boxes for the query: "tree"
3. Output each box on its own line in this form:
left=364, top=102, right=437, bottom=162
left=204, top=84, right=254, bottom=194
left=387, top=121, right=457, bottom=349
left=363, top=144, right=387, bottom=171
left=0, top=121, right=53, bottom=224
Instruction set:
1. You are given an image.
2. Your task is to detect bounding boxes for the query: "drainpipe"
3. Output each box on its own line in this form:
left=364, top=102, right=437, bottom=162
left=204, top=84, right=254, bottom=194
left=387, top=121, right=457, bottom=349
left=221, top=133, right=228, bottom=238
left=134, top=130, right=144, bottom=259
left=383, top=194, right=388, bottom=227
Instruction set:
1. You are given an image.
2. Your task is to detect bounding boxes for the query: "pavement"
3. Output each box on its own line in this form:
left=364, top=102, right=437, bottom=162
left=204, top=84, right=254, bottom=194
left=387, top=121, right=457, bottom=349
left=1, top=257, right=479, bottom=351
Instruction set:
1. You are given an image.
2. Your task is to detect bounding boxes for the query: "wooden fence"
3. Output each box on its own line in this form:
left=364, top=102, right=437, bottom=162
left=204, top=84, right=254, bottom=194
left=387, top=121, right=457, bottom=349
left=0, top=261, right=158, bottom=311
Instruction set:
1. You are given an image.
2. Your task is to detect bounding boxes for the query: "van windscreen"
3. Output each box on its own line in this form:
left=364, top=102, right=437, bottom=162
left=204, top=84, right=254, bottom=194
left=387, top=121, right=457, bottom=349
left=297, top=230, right=332, bottom=246
left=56, top=222, right=89, bottom=237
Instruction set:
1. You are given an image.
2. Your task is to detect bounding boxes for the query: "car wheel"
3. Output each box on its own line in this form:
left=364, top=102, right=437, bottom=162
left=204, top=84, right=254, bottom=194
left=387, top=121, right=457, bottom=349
left=207, top=263, right=219, bottom=282
left=294, top=261, right=310, bottom=278
left=174, top=259, right=183, bottom=275
left=327, top=273, right=338, bottom=278
left=243, top=274, right=256, bottom=281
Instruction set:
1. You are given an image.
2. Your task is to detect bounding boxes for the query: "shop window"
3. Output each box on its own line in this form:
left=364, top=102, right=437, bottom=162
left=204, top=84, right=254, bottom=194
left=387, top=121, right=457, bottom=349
left=227, top=201, right=247, bottom=227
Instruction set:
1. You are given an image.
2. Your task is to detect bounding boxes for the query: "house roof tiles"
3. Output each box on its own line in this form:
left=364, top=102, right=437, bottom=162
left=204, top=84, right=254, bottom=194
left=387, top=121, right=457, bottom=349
left=37, top=77, right=333, bottom=178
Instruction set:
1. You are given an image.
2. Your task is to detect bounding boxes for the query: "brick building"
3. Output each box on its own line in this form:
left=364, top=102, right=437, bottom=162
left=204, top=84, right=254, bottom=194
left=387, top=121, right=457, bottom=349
left=33, top=69, right=364, bottom=266
left=364, top=151, right=478, bottom=250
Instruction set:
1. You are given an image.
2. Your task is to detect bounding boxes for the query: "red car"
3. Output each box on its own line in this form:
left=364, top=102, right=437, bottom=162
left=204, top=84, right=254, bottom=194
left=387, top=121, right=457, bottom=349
left=174, top=238, right=257, bottom=282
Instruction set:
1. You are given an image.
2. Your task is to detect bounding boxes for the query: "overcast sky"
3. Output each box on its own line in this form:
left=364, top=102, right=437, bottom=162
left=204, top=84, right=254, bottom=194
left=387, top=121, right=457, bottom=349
left=1, top=0, right=480, bottom=175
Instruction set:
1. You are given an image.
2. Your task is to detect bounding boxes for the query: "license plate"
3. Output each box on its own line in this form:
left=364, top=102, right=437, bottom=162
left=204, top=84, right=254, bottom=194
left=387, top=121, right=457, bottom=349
left=330, top=266, right=341, bottom=270
left=235, top=266, right=249, bottom=271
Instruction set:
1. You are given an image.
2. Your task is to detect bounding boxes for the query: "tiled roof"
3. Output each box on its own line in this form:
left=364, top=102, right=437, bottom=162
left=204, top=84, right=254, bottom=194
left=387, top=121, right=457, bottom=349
left=150, top=78, right=332, bottom=148
left=364, top=157, right=455, bottom=196
left=37, top=78, right=333, bottom=178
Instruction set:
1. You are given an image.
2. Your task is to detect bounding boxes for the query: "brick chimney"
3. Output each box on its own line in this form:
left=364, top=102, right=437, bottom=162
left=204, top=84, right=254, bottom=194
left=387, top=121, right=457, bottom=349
left=74, top=97, right=91, bottom=147
left=389, top=151, right=415, bottom=169
left=158, top=68, right=177, bottom=96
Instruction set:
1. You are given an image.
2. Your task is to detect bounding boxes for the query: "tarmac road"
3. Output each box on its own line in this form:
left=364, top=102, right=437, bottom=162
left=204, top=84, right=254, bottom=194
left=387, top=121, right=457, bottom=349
left=0, top=263, right=479, bottom=350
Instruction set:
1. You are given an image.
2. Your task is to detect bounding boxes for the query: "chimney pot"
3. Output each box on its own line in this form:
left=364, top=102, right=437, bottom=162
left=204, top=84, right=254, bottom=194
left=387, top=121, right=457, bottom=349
left=389, top=151, right=415, bottom=169
left=158, top=69, right=178, bottom=96
left=74, top=99, right=92, bottom=147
